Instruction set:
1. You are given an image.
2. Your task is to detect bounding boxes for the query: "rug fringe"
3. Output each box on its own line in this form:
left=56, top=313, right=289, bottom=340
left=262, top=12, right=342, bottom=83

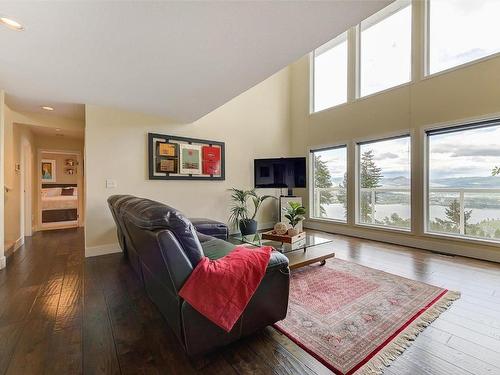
left=355, top=290, right=461, bottom=375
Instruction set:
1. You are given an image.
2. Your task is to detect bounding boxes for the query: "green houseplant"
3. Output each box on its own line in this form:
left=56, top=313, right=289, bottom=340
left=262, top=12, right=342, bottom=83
left=229, top=188, right=276, bottom=235
left=283, top=201, right=306, bottom=236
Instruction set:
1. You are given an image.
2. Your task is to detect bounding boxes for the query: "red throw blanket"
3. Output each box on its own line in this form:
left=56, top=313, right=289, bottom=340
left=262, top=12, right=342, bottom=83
left=179, top=246, right=272, bottom=332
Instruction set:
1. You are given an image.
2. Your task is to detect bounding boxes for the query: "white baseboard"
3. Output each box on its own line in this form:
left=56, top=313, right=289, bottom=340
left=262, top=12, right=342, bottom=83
left=305, top=221, right=500, bottom=264
left=85, top=243, right=122, bottom=257
left=14, top=237, right=24, bottom=252
left=0, top=256, right=5, bottom=270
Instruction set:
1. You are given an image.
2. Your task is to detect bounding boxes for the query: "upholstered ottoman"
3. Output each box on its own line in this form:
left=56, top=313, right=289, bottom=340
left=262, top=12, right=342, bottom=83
left=190, top=218, right=229, bottom=240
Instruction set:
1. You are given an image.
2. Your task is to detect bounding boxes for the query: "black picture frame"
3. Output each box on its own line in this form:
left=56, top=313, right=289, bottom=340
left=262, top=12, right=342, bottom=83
left=148, top=133, right=225, bottom=181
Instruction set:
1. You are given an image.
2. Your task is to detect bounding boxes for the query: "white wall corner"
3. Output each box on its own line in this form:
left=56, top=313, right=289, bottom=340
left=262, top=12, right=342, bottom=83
left=0, top=256, right=6, bottom=270
left=85, top=243, right=122, bottom=258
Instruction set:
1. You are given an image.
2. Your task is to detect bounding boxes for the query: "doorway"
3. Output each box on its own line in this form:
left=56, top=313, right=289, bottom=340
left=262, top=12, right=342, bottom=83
left=38, top=150, right=82, bottom=230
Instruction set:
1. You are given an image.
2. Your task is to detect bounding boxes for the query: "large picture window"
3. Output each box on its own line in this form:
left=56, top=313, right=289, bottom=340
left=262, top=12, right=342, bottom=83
left=311, top=146, right=348, bottom=221
left=427, top=0, right=500, bottom=75
left=426, top=121, right=500, bottom=242
left=312, top=32, right=348, bottom=112
left=357, top=136, right=411, bottom=229
left=359, top=0, right=412, bottom=97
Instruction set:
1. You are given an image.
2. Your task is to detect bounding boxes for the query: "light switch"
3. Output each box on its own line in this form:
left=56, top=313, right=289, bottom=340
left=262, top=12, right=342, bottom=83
left=106, top=179, right=117, bottom=188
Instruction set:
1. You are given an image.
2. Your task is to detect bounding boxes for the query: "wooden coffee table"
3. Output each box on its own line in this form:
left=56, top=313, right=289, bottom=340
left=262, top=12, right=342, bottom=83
left=231, top=232, right=335, bottom=270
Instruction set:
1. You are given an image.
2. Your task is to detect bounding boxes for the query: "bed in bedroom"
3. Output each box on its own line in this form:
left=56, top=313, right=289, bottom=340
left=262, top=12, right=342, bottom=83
left=41, top=184, right=78, bottom=224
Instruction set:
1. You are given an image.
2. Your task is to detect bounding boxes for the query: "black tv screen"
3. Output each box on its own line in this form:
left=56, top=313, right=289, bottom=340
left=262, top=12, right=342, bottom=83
left=254, top=157, right=306, bottom=189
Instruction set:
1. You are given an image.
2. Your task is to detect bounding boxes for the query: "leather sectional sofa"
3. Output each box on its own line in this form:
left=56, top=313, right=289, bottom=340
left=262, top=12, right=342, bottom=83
left=107, top=195, right=290, bottom=356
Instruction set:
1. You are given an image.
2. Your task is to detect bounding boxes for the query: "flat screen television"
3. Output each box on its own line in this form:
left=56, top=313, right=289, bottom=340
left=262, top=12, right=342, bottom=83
left=254, top=157, right=306, bottom=192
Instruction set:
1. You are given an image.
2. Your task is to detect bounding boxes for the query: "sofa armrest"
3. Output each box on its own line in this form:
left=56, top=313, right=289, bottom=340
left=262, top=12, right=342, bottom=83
left=189, top=218, right=228, bottom=240
left=267, top=251, right=289, bottom=272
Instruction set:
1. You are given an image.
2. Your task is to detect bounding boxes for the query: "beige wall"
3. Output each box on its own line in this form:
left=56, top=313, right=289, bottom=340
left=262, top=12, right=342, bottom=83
left=290, top=36, right=500, bottom=262
left=3, top=106, right=37, bottom=249
left=37, top=135, right=84, bottom=153
left=0, top=90, right=5, bottom=268
left=85, top=67, right=292, bottom=256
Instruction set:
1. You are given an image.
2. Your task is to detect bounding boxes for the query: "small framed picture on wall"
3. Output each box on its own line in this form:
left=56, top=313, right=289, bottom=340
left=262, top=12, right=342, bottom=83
left=156, top=158, right=178, bottom=173
left=41, top=159, right=56, bottom=182
left=157, top=142, right=177, bottom=157
left=179, top=144, right=202, bottom=174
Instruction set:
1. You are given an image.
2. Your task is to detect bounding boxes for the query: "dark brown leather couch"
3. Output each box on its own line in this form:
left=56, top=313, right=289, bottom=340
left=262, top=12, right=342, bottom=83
left=107, top=195, right=290, bottom=356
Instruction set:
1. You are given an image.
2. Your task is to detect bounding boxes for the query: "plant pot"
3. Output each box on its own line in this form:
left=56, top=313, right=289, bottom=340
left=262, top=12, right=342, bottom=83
left=239, top=219, right=258, bottom=235
left=288, top=227, right=299, bottom=237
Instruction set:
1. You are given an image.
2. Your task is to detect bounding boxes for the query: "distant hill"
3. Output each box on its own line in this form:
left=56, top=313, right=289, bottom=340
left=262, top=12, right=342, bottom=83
left=329, top=176, right=500, bottom=188
left=430, top=176, right=500, bottom=188
left=382, top=176, right=410, bottom=187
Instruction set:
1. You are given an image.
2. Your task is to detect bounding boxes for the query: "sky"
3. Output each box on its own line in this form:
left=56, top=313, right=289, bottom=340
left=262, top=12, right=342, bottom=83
left=429, top=0, right=500, bottom=74
left=360, top=137, right=411, bottom=184
left=361, top=3, right=411, bottom=96
left=314, top=35, right=347, bottom=112
left=315, top=147, right=347, bottom=182
left=429, top=125, right=500, bottom=181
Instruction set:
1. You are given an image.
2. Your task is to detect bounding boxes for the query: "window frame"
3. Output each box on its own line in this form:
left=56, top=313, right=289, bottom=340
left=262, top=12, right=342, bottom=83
left=310, top=31, right=349, bottom=114
left=355, top=133, right=412, bottom=232
left=423, top=0, right=500, bottom=78
left=424, top=117, right=500, bottom=244
left=357, top=0, right=413, bottom=98
left=309, top=143, right=349, bottom=223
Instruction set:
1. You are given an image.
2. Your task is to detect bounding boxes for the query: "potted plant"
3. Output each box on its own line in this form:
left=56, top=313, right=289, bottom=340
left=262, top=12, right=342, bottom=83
left=283, top=202, right=306, bottom=236
left=229, top=188, right=276, bottom=235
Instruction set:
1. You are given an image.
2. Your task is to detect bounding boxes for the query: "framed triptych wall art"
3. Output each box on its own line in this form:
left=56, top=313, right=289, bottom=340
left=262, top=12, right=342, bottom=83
left=148, top=133, right=225, bottom=180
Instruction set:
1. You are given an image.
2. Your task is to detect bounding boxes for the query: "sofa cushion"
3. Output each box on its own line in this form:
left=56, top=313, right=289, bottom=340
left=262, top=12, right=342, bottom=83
left=201, top=238, right=289, bottom=272
left=121, top=198, right=204, bottom=266
left=201, top=238, right=236, bottom=260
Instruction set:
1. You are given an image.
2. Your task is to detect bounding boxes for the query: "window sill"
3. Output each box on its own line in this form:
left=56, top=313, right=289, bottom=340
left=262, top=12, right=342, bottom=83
left=354, top=222, right=412, bottom=234
left=310, top=100, right=349, bottom=116
left=423, top=231, right=500, bottom=248
left=307, top=217, right=348, bottom=225
left=422, top=50, right=500, bottom=81
left=309, top=81, right=412, bottom=117
left=356, top=81, right=411, bottom=102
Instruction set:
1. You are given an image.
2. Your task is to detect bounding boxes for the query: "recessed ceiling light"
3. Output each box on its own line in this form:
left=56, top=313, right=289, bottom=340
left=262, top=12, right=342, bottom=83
left=0, top=16, right=24, bottom=31
left=55, top=128, right=61, bottom=132
left=41, top=106, right=54, bottom=111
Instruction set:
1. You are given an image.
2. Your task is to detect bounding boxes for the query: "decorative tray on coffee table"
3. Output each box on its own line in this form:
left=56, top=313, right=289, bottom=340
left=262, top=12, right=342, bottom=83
left=261, top=230, right=306, bottom=243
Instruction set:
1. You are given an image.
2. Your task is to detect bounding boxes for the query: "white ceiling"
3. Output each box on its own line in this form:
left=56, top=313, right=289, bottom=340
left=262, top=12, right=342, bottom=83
left=5, top=95, right=85, bottom=120
left=0, top=1, right=392, bottom=123
left=21, top=123, right=84, bottom=140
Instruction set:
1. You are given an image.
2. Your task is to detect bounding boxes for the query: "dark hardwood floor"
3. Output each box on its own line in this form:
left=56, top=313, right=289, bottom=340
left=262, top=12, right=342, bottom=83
left=1, top=228, right=500, bottom=374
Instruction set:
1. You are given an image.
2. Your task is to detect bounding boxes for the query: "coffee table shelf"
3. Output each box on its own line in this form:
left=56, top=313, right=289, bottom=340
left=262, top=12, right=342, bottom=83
left=230, top=232, right=335, bottom=269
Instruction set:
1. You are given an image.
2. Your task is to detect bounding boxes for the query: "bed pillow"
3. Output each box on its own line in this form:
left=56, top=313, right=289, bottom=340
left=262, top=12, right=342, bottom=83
left=61, top=188, right=74, bottom=196
left=43, top=188, right=61, bottom=197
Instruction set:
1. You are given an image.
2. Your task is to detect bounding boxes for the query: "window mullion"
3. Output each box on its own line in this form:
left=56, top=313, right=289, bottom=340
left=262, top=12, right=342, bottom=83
left=347, top=26, right=358, bottom=102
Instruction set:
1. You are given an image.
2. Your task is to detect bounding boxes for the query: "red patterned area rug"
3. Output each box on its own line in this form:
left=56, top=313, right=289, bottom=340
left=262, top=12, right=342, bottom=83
left=274, top=258, right=460, bottom=375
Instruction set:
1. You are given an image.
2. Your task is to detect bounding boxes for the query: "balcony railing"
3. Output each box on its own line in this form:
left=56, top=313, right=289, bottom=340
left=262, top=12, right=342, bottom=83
left=313, top=187, right=500, bottom=235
